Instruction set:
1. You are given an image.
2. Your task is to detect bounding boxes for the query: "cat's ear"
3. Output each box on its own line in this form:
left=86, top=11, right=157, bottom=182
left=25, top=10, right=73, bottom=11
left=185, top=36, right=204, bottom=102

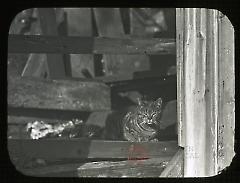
left=137, top=97, right=143, bottom=106
left=155, top=98, right=162, bottom=107
left=137, top=97, right=147, bottom=106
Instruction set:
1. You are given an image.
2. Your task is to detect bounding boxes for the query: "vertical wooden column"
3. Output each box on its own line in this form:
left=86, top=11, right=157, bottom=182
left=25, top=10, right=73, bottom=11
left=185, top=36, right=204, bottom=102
left=178, top=8, right=235, bottom=177
left=217, top=13, right=235, bottom=173
left=204, top=9, right=219, bottom=176
left=176, top=8, right=185, bottom=147
left=183, top=8, right=208, bottom=177
left=38, top=8, right=67, bottom=79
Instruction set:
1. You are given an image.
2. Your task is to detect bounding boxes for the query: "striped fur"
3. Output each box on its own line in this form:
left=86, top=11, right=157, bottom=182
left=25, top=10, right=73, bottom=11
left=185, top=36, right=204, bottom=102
left=122, top=97, right=162, bottom=142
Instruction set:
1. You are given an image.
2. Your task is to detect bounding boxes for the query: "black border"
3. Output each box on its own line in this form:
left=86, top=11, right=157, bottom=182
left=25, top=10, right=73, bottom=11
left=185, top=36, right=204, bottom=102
left=1, top=0, right=239, bottom=183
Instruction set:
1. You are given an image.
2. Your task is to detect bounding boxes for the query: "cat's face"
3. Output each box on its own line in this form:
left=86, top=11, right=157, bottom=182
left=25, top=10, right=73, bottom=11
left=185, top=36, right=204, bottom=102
left=137, top=98, right=162, bottom=126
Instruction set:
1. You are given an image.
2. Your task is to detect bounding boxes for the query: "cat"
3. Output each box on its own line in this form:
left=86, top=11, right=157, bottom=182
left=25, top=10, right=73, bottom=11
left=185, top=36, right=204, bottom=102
left=122, top=97, right=163, bottom=142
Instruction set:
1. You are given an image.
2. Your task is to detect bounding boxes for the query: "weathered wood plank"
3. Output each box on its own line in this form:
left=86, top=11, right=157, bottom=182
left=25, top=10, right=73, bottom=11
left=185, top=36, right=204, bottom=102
left=77, top=157, right=171, bottom=177
left=204, top=9, right=219, bottom=176
left=183, top=8, right=207, bottom=177
left=217, top=13, right=235, bottom=173
left=176, top=8, right=185, bottom=147
left=182, top=8, right=227, bottom=177
left=107, top=75, right=176, bottom=92
left=8, top=139, right=178, bottom=160
left=159, top=148, right=184, bottom=177
left=8, top=34, right=176, bottom=55
left=38, top=8, right=67, bottom=79
left=7, top=116, right=67, bottom=136
left=8, top=113, right=89, bottom=125
left=8, top=76, right=110, bottom=111
left=8, top=138, right=178, bottom=161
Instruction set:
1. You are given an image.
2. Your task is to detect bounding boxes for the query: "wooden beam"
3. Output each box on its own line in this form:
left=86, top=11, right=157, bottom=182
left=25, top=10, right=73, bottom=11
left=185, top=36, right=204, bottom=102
left=183, top=8, right=207, bottom=177
left=77, top=157, right=172, bottom=177
left=182, top=9, right=223, bottom=177
left=176, top=8, right=185, bottom=147
left=8, top=110, right=90, bottom=125
left=38, top=8, right=66, bottom=79
left=8, top=76, right=110, bottom=111
left=8, top=34, right=176, bottom=55
left=217, top=12, right=235, bottom=173
left=107, top=75, right=176, bottom=92
left=204, top=9, right=219, bottom=176
left=8, top=139, right=178, bottom=160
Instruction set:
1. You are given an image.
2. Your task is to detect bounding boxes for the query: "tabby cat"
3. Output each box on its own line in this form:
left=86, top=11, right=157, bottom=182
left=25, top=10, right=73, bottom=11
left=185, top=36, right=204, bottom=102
left=122, top=97, right=163, bottom=142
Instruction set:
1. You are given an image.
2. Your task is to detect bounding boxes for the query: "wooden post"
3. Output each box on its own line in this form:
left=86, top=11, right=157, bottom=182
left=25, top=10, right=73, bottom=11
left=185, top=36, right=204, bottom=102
left=217, top=12, right=235, bottom=173
left=176, top=8, right=185, bottom=147
left=183, top=8, right=207, bottom=177
left=177, top=8, right=235, bottom=177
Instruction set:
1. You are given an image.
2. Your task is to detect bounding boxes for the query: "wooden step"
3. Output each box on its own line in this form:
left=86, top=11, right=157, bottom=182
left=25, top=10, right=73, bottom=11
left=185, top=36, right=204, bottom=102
left=77, top=157, right=171, bottom=177
left=8, top=139, right=178, bottom=160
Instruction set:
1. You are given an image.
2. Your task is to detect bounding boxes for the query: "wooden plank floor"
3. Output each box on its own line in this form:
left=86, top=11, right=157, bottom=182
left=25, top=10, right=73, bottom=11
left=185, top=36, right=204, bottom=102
left=77, top=157, right=171, bottom=177
left=8, top=139, right=178, bottom=160
left=16, top=156, right=174, bottom=177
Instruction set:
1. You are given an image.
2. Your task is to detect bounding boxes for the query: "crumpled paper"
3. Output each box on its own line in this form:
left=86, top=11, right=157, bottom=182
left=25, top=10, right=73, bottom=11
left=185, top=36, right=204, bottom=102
left=26, top=119, right=83, bottom=139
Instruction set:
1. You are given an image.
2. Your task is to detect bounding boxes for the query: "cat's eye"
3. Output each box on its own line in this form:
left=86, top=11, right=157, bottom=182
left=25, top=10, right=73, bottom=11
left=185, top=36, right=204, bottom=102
left=151, top=112, right=157, bottom=117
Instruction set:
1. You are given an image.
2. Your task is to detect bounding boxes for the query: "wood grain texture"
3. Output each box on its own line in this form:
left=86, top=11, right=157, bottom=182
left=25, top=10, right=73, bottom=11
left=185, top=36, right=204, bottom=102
left=8, top=34, right=175, bottom=55
left=159, top=148, right=184, bottom=177
left=204, top=9, right=219, bottom=176
left=8, top=139, right=178, bottom=160
left=8, top=76, right=110, bottom=111
left=176, top=8, right=185, bottom=147
left=180, top=8, right=235, bottom=177
left=183, top=8, right=207, bottom=177
left=77, top=157, right=171, bottom=177
left=217, top=13, right=235, bottom=173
